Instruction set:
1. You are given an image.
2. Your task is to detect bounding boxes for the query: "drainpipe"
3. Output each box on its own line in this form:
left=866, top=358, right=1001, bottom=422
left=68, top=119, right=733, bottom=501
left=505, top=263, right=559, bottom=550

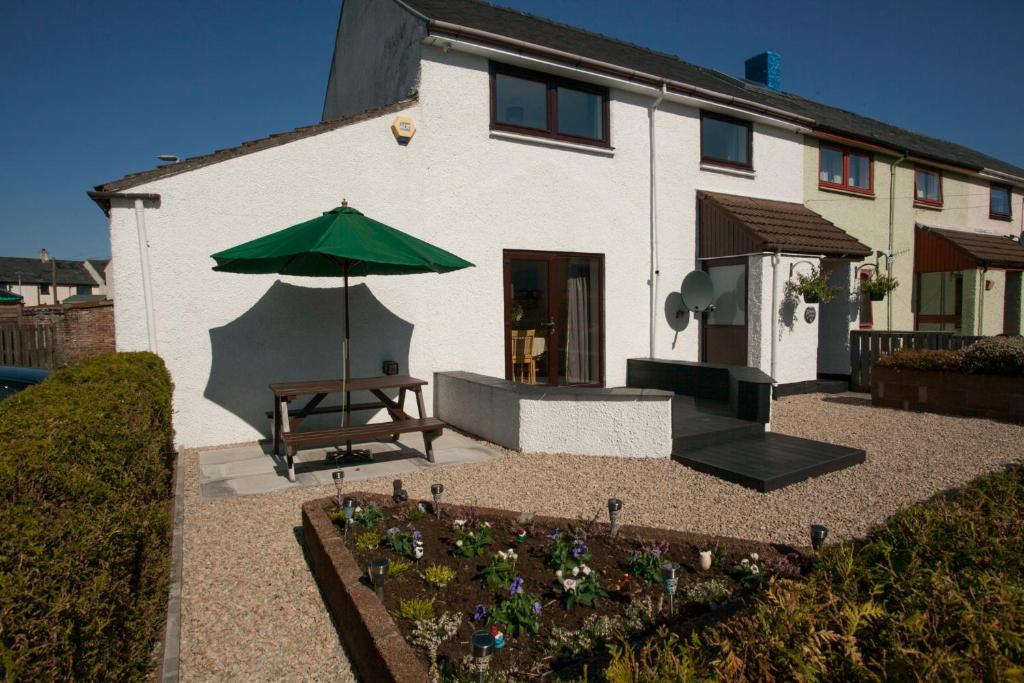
left=887, top=152, right=908, bottom=330
left=134, top=198, right=158, bottom=353
left=648, top=83, right=666, bottom=359
left=978, top=267, right=987, bottom=335
left=769, top=251, right=781, bottom=382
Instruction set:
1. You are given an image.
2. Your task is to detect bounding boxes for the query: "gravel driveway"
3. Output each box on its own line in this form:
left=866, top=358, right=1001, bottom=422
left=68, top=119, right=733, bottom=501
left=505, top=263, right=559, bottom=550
left=179, top=393, right=1024, bottom=681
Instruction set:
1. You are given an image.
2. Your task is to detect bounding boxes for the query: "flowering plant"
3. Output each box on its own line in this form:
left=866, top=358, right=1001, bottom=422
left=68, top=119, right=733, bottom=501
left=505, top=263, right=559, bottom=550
left=486, top=577, right=541, bottom=636
left=476, top=548, right=519, bottom=589
left=451, top=520, right=493, bottom=558
left=627, top=540, right=668, bottom=584
left=351, top=503, right=383, bottom=528
left=731, top=553, right=766, bottom=587
left=547, top=531, right=591, bottom=572
left=556, top=564, right=607, bottom=609
left=386, top=527, right=422, bottom=559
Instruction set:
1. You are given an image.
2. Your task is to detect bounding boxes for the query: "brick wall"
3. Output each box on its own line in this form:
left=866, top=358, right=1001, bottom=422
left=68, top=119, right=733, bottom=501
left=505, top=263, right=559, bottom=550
left=20, top=301, right=115, bottom=367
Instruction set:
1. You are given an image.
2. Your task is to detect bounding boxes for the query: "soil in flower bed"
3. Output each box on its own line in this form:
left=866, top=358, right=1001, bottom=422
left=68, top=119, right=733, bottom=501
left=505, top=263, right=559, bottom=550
left=327, top=494, right=806, bottom=680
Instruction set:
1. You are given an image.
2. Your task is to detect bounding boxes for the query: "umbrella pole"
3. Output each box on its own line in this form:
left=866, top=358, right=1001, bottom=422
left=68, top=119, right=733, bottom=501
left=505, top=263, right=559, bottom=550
left=344, top=261, right=353, bottom=458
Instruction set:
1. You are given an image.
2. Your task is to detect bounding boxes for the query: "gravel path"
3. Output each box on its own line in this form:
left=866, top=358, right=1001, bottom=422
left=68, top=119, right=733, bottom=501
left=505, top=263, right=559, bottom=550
left=180, top=394, right=1023, bottom=681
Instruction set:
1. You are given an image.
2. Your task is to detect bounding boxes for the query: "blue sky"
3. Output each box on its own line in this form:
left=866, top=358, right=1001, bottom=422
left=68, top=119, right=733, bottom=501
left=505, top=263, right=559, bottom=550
left=2, top=0, right=1021, bottom=260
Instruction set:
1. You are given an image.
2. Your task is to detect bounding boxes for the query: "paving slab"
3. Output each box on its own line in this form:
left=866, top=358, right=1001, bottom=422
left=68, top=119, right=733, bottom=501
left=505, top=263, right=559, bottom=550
left=198, top=430, right=502, bottom=500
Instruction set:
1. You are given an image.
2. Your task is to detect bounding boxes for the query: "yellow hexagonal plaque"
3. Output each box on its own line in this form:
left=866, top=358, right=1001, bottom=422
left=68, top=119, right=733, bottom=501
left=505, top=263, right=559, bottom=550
left=391, top=116, right=416, bottom=144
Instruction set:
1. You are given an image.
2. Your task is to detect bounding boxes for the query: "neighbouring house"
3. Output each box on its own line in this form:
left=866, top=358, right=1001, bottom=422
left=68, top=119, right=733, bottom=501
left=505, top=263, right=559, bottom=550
left=89, top=0, right=1021, bottom=449
left=0, top=255, right=105, bottom=307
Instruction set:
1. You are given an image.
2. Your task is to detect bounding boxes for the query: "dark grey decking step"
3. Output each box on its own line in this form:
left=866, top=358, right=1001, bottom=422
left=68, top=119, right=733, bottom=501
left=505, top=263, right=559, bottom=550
left=671, top=395, right=764, bottom=452
left=673, top=432, right=866, bottom=492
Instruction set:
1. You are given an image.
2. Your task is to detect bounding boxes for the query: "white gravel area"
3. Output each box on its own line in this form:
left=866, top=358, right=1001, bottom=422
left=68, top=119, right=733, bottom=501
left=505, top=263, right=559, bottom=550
left=180, top=393, right=1024, bottom=681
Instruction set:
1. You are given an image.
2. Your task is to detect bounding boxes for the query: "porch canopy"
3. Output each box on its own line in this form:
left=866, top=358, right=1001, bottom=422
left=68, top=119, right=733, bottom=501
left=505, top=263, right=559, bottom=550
left=698, top=191, right=872, bottom=259
left=915, top=224, right=1024, bottom=272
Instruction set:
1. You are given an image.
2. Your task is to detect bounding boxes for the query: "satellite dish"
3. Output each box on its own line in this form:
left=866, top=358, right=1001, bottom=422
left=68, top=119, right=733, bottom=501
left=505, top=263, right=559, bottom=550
left=680, top=270, right=714, bottom=312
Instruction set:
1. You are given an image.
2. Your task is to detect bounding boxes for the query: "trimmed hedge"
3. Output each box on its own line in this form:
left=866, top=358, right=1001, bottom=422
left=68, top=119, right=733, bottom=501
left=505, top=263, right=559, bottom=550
left=0, top=353, right=174, bottom=681
left=877, top=336, right=1024, bottom=377
left=601, top=464, right=1024, bottom=681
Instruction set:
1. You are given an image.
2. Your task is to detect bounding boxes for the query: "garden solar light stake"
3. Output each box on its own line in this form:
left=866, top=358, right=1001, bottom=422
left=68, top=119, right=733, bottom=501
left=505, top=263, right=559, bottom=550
left=392, top=479, right=407, bottom=503
left=471, top=629, right=495, bottom=683
left=607, top=498, right=622, bottom=537
left=332, top=470, right=344, bottom=507
left=342, top=497, right=356, bottom=537
left=810, top=524, right=828, bottom=551
left=368, top=558, right=389, bottom=600
left=431, top=483, right=444, bottom=518
left=661, top=561, right=680, bottom=616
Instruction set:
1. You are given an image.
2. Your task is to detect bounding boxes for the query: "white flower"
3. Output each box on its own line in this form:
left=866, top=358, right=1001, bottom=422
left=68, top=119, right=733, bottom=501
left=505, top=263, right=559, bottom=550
left=354, top=506, right=362, bottom=513
left=581, top=565, right=592, bottom=576
left=497, top=551, right=508, bottom=561
left=453, top=519, right=466, bottom=527
left=750, top=553, right=759, bottom=562
left=482, top=521, right=492, bottom=528
left=555, top=569, right=563, bottom=579
left=562, top=578, right=577, bottom=592
left=571, top=566, right=580, bottom=576
left=414, top=546, right=424, bottom=560
left=750, top=564, right=759, bottom=574
left=456, top=540, right=463, bottom=547
left=741, top=559, right=750, bottom=565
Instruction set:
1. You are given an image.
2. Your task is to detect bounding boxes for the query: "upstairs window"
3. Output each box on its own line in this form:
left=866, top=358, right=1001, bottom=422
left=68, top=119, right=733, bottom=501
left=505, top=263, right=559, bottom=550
left=819, top=144, right=873, bottom=194
left=914, top=167, right=943, bottom=206
left=39, top=284, right=50, bottom=295
left=491, top=63, right=609, bottom=146
left=76, top=285, right=92, bottom=295
left=701, top=112, right=752, bottom=169
left=990, top=184, right=1012, bottom=220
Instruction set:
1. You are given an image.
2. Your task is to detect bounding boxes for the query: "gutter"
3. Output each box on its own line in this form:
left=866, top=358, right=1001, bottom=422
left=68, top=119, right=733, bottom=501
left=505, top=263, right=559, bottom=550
left=426, top=20, right=815, bottom=128
left=88, top=190, right=161, bottom=216
left=649, top=84, right=666, bottom=358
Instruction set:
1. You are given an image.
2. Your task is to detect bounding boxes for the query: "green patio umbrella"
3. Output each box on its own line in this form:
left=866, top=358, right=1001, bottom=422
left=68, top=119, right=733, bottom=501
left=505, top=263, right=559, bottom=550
left=211, top=200, right=473, bottom=439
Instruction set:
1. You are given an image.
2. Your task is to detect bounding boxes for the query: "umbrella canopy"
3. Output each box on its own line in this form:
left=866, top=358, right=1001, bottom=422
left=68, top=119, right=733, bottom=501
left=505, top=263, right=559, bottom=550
left=211, top=204, right=473, bottom=276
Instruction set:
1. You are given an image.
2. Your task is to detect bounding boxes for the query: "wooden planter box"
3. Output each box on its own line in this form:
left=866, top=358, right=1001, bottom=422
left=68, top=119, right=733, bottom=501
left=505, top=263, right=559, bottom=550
left=872, top=366, right=1024, bottom=422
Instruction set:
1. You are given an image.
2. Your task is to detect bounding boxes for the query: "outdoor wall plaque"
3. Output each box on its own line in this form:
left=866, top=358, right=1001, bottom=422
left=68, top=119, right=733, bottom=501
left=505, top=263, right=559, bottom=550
left=391, top=116, right=416, bottom=144
left=804, top=306, right=817, bottom=324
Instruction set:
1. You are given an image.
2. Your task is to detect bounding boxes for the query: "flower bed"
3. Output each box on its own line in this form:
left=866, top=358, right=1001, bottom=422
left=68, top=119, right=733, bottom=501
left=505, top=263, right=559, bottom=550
left=302, top=493, right=806, bottom=681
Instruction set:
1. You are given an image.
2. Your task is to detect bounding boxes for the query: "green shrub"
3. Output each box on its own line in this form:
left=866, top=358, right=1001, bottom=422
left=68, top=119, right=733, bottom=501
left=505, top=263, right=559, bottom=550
left=961, top=336, right=1024, bottom=376
left=0, top=352, right=174, bottom=681
left=423, top=564, right=456, bottom=589
left=355, top=531, right=381, bottom=552
left=393, top=597, right=434, bottom=622
left=603, top=464, right=1024, bottom=681
left=876, top=348, right=964, bottom=372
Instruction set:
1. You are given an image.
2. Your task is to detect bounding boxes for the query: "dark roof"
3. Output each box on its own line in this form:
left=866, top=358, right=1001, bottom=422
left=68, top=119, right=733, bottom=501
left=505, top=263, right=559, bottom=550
left=87, top=258, right=110, bottom=271
left=62, top=293, right=108, bottom=303
left=404, top=0, right=1024, bottom=178
left=699, top=191, right=873, bottom=258
left=0, top=257, right=97, bottom=286
left=93, top=99, right=417, bottom=196
left=917, top=224, right=1024, bottom=269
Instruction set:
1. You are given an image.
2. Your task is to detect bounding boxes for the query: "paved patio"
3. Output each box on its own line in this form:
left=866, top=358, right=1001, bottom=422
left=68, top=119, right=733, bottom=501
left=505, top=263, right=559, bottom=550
left=198, top=430, right=501, bottom=500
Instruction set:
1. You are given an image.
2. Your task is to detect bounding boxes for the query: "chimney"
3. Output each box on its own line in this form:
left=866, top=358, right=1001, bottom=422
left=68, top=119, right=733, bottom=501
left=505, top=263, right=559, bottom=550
left=745, top=51, right=780, bottom=90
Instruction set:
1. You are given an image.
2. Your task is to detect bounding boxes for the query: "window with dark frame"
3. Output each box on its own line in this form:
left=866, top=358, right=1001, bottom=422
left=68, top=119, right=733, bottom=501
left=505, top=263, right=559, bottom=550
left=700, top=112, right=752, bottom=169
left=490, top=63, right=609, bottom=147
left=990, top=184, right=1012, bottom=220
left=858, top=271, right=873, bottom=328
left=819, top=144, right=873, bottom=194
left=914, top=167, right=943, bottom=206
left=39, top=284, right=50, bottom=295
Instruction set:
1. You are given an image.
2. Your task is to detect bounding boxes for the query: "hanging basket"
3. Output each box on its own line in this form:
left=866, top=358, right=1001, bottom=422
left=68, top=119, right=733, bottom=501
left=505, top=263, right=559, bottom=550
left=869, top=291, right=886, bottom=302
left=803, top=293, right=821, bottom=304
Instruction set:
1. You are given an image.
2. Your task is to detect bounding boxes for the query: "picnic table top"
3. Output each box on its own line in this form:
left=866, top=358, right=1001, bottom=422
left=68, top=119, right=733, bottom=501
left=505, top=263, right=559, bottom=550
left=270, top=374, right=428, bottom=397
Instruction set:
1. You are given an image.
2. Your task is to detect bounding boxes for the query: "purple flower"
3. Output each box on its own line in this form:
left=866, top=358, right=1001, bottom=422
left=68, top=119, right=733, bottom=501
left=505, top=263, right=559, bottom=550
left=412, top=529, right=423, bottom=542
left=546, top=528, right=560, bottom=540
left=532, top=601, right=542, bottom=615
left=509, top=576, right=524, bottom=595
left=572, top=540, right=587, bottom=559
left=472, top=604, right=485, bottom=622
left=386, top=526, right=400, bottom=535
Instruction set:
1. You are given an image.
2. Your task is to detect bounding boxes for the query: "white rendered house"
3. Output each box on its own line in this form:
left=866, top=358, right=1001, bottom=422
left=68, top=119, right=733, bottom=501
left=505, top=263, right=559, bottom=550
left=91, top=0, right=872, bottom=450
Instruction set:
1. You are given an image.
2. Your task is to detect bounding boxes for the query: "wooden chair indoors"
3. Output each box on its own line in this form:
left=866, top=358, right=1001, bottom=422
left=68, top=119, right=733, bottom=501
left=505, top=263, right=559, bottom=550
left=510, top=329, right=537, bottom=383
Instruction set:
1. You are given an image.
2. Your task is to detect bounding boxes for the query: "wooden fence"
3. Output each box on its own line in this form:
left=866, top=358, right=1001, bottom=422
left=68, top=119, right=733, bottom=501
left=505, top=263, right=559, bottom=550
left=850, top=330, right=983, bottom=392
left=0, top=322, right=57, bottom=370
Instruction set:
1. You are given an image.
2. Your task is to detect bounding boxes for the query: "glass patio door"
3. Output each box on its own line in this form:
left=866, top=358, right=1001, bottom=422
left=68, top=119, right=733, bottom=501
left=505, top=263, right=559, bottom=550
left=701, top=258, right=748, bottom=366
left=504, top=250, right=603, bottom=386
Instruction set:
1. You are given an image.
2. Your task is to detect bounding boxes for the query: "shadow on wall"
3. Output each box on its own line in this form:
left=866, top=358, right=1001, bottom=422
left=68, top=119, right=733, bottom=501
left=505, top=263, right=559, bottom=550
left=204, top=280, right=413, bottom=436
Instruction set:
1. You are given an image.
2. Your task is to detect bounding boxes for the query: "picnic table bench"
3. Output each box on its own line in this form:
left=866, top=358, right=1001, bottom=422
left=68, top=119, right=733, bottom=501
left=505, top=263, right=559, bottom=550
left=270, top=375, right=444, bottom=482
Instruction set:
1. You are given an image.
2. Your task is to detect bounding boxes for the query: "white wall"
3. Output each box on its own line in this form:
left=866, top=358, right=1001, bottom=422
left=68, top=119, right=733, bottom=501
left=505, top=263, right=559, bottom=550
left=11, top=283, right=93, bottom=307
left=107, top=46, right=806, bottom=448
left=748, top=254, right=822, bottom=385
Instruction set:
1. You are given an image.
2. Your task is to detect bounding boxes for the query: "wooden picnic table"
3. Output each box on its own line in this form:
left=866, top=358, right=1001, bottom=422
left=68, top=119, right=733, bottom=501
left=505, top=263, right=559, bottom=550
left=270, top=374, right=444, bottom=482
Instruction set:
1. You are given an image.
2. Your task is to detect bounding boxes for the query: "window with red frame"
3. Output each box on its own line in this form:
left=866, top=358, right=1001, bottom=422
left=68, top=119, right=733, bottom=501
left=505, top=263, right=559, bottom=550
left=858, top=271, right=873, bottom=328
left=990, top=184, right=1012, bottom=220
left=914, top=167, right=943, bottom=206
left=819, top=144, right=873, bottom=194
